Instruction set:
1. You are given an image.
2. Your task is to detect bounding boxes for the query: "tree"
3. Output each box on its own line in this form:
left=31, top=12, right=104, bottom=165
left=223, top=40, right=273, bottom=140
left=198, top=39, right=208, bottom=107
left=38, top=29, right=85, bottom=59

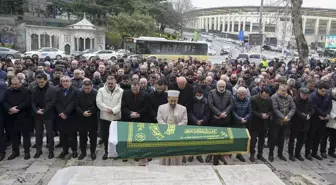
left=108, top=12, right=156, bottom=37
left=171, top=0, right=194, bottom=14
left=291, top=0, right=309, bottom=64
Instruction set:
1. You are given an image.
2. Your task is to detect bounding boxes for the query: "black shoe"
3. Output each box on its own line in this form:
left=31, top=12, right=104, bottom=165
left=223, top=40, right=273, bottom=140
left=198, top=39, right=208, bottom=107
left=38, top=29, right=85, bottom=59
left=147, top=158, right=152, bottom=162
left=0, top=153, right=5, bottom=161
left=205, top=155, right=212, bottom=163
left=278, top=154, right=287, bottom=161
left=98, top=139, right=103, bottom=145
left=78, top=152, right=86, bottom=160
left=289, top=155, right=296, bottom=161
left=295, top=155, right=304, bottom=161
left=102, top=153, right=108, bottom=160
left=135, top=158, right=139, bottom=162
left=7, top=152, right=19, bottom=160
left=34, top=150, right=43, bottom=159
left=122, top=159, right=128, bottom=162
left=182, top=157, right=186, bottom=163
left=196, top=156, right=204, bottom=163
left=213, top=156, right=219, bottom=166
left=48, top=152, right=54, bottom=159
left=321, top=153, right=327, bottom=159
left=268, top=155, right=274, bottom=162
left=328, top=152, right=336, bottom=158
left=72, top=151, right=78, bottom=158
left=257, top=155, right=266, bottom=162
left=305, top=154, right=313, bottom=161
left=187, top=156, right=194, bottom=162
left=312, top=154, right=323, bottom=160
left=55, top=143, right=62, bottom=148
left=91, top=153, right=96, bottom=160
left=24, top=153, right=30, bottom=160
left=32, top=144, right=36, bottom=148
left=250, top=155, right=255, bottom=162
left=58, top=151, right=69, bottom=159
left=236, top=154, right=245, bottom=162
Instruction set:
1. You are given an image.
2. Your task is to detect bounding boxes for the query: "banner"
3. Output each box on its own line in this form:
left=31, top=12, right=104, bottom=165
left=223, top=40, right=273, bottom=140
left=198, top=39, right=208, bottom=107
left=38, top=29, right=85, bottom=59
left=325, top=35, right=336, bottom=49
left=108, top=121, right=250, bottom=159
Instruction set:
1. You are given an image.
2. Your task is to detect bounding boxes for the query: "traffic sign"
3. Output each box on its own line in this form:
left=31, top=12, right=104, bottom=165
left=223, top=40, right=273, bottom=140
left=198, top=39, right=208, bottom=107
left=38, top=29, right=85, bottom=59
left=248, top=34, right=263, bottom=46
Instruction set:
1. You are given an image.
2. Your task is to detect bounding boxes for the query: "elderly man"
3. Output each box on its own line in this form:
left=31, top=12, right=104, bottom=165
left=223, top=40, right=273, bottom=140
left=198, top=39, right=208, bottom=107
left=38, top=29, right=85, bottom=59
left=139, top=78, right=153, bottom=93
left=3, top=77, right=31, bottom=160
left=232, top=87, right=252, bottom=162
left=76, top=80, right=98, bottom=160
left=251, top=78, right=266, bottom=96
left=96, top=76, right=124, bottom=160
left=157, top=90, right=188, bottom=165
left=71, top=69, right=84, bottom=89
left=55, top=76, right=78, bottom=159
left=289, top=87, right=315, bottom=161
left=269, top=84, right=296, bottom=162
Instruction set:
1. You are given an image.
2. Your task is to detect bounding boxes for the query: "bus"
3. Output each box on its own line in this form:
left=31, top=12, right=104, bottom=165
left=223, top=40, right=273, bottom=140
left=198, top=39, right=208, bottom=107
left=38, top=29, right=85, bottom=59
left=132, top=37, right=208, bottom=60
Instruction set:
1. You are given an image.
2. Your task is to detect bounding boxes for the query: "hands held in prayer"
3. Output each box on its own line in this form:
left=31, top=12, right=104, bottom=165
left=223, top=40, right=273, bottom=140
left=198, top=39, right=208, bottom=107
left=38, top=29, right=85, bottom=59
left=8, top=106, right=19, bottom=115
left=59, top=113, right=67, bottom=120
left=261, top=113, right=269, bottom=119
left=37, top=108, right=44, bottom=115
left=105, top=108, right=113, bottom=114
left=130, top=112, right=140, bottom=119
left=83, top=110, right=92, bottom=117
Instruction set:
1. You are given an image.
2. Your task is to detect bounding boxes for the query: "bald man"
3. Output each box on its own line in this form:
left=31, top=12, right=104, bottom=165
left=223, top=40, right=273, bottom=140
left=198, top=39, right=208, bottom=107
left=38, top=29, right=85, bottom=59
left=168, top=76, right=194, bottom=113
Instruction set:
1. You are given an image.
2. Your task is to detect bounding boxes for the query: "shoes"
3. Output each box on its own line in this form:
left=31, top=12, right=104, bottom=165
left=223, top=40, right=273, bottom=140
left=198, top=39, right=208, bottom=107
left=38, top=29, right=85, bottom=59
left=34, top=150, right=43, bottom=159
left=236, top=154, right=245, bottom=162
left=122, top=159, right=128, bottom=162
left=278, top=154, right=287, bottom=161
left=205, top=155, right=212, bottom=163
left=268, top=155, right=274, bottom=162
left=295, top=155, right=304, bottom=161
left=58, top=151, right=69, bottom=159
left=182, top=157, right=186, bottom=163
left=312, top=154, right=323, bottom=160
left=257, top=155, right=266, bottom=162
left=328, top=152, right=336, bottom=158
left=72, top=151, right=78, bottom=158
left=250, top=155, right=255, bottom=162
left=187, top=156, right=194, bottom=162
left=24, top=152, right=30, bottom=160
left=78, top=152, right=86, bottom=160
left=305, top=154, right=313, bottom=161
left=196, top=156, right=204, bottom=163
left=289, top=155, right=296, bottom=161
left=55, top=143, right=62, bottom=148
left=213, top=155, right=219, bottom=166
left=102, top=153, right=108, bottom=160
left=48, top=152, right=54, bottom=159
left=321, top=153, right=328, bottom=159
left=91, top=153, right=96, bottom=160
left=7, top=152, right=19, bottom=160
left=98, top=139, right=103, bottom=145
left=147, top=158, right=152, bottom=162
left=135, top=158, right=139, bottom=162
left=0, top=153, right=5, bottom=161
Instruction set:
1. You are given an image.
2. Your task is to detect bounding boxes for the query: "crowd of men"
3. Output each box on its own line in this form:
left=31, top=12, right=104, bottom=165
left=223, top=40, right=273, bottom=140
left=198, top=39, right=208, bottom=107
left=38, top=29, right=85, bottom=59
left=0, top=55, right=336, bottom=166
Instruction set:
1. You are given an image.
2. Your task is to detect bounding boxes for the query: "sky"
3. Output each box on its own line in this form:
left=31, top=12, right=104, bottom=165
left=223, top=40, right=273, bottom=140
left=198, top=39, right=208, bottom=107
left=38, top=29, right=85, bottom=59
left=191, top=0, right=336, bottom=9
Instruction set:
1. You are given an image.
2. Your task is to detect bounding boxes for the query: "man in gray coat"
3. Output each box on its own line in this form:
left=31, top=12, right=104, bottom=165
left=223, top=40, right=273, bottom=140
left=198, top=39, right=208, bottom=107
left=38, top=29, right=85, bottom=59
left=269, top=84, right=296, bottom=162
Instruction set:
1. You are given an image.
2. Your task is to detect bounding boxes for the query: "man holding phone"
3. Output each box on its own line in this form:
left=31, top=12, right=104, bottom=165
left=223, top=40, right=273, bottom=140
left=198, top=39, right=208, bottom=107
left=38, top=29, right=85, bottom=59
left=76, top=80, right=98, bottom=160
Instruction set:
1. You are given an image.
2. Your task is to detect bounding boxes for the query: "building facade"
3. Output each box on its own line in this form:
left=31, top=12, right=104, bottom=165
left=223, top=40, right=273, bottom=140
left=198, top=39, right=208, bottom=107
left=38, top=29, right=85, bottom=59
left=186, top=6, right=336, bottom=48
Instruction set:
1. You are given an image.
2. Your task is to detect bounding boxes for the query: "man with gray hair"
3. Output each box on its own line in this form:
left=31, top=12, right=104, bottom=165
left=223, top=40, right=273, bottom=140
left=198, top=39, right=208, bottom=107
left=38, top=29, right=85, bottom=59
left=232, top=86, right=252, bottom=162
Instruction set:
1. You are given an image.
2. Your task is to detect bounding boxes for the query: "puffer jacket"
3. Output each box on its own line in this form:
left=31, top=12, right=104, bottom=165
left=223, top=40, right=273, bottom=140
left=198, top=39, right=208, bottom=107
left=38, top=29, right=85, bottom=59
left=271, top=93, right=296, bottom=125
left=208, top=89, right=233, bottom=117
left=232, top=95, right=252, bottom=123
left=96, top=84, right=124, bottom=121
left=188, top=97, right=209, bottom=125
left=327, top=100, right=336, bottom=129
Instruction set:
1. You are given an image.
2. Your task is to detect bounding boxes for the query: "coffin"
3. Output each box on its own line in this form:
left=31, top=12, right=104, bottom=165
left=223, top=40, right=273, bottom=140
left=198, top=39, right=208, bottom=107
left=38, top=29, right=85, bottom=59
left=108, top=121, right=250, bottom=159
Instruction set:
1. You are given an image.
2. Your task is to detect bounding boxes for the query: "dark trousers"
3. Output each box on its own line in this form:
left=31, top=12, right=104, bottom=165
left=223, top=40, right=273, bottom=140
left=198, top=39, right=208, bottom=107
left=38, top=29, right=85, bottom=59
left=11, top=125, right=31, bottom=153
left=0, top=111, right=5, bottom=154
left=79, top=126, right=97, bottom=154
left=60, top=132, right=77, bottom=152
left=249, top=130, right=266, bottom=156
left=35, top=120, right=54, bottom=152
left=100, top=119, right=112, bottom=153
left=305, top=123, right=326, bottom=155
left=269, top=123, right=289, bottom=156
left=288, top=130, right=307, bottom=156
left=320, top=127, right=336, bottom=154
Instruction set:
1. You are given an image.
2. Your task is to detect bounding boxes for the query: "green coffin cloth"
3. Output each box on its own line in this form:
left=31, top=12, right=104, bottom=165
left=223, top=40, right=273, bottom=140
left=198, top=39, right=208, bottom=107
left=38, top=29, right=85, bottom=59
left=108, top=121, right=250, bottom=159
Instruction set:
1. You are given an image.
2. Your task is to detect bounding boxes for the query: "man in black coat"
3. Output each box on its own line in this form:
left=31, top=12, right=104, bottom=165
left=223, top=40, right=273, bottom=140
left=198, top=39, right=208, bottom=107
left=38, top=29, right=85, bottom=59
left=55, top=76, right=78, bottom=159
left=76, top=80, right=98, bottom=160
left=147, top=79, right=168, bottom=123
left=3, top=77, right=31, bottom=160
left=31, top=73, right=57, bottom=159
left=168, top=76, right=194, bottom=112
left=289, top=87, right=315, bottom=161
left=121, top=81, right=147, bottom=122
left=250, top=87, right=272, bottom=162
left=0, top=79, right=6, bottom=161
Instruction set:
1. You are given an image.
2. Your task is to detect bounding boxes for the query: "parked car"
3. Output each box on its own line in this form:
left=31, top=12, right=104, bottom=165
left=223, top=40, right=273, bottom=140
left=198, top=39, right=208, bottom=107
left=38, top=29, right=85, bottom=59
left=262, top=45, right=273, bottom=51
left=24, top=47, right=65, bottom=60
left=71, top=49, right=96, bottom=60
left=220, top=47, right=231, bottom=55
left=208, top=48, right=217, bottom=56
left=0, top=47, right=21, bottom=59
left=83, top=50, right=121, bottom=60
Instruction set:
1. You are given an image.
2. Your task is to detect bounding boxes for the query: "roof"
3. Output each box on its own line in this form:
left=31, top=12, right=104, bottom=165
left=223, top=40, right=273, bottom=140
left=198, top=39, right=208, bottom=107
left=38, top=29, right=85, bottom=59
left=187, top=6, right=336, bottom=18
left=68, top=13, right=95, bottom=30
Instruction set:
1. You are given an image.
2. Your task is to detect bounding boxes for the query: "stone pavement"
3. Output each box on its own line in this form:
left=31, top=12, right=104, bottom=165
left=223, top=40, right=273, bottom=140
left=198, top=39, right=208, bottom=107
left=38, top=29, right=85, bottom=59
left=0, top=138, right=335, bottom=185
